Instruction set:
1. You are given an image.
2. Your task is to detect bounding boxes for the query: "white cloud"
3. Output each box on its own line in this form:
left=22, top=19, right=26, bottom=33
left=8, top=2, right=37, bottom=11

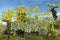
left=57, top=12, right=60, bottom=17
left=0, top=20, right=7, bottom=25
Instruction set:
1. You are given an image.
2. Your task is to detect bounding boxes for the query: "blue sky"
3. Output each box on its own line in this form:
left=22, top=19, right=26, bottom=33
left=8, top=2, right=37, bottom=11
left=0, top=0, right=60, bottom=18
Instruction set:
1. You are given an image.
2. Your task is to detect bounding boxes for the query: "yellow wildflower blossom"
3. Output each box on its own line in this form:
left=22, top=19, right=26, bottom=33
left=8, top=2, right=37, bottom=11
left=6, top=17, right=11, bottom=22
left=32, top=6, right=39, bottom=12
left=18, top=6, right=25, bottom=13
left=35, top=6, right=39, bottom=10
left=47, top=13, right=52, bottom=17
left=20, top=9, right=25, bottom=13
left=42, top=12, right=45, bottom=15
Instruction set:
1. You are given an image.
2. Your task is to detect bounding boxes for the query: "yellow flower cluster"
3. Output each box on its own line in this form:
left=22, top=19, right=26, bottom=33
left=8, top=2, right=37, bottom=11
left=18, top=6, right=25, bottom=14
left=17, top=7, right=25, bottom=21
left=2, top=10, right=16, bottom=22
left=32, top=6, right=39, bottom=12
left=2, top=12, right=11, bottom=22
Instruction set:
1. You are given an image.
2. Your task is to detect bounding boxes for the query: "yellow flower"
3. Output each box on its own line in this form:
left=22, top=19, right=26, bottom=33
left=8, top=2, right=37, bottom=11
left=2, top=12, right=11, bottom=22
left=6, top=17, right=11, bottom=22
left=42, top=12, right=45, bottom=15
left=35, top=6, right=39, bottom=10
left=20, top=9, right=25, bottom=13
left=47, top=13, right=52, bottom=17
left=18, top=6, right=25, bottom=13
left=32, top=6, right=39, bottom=12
